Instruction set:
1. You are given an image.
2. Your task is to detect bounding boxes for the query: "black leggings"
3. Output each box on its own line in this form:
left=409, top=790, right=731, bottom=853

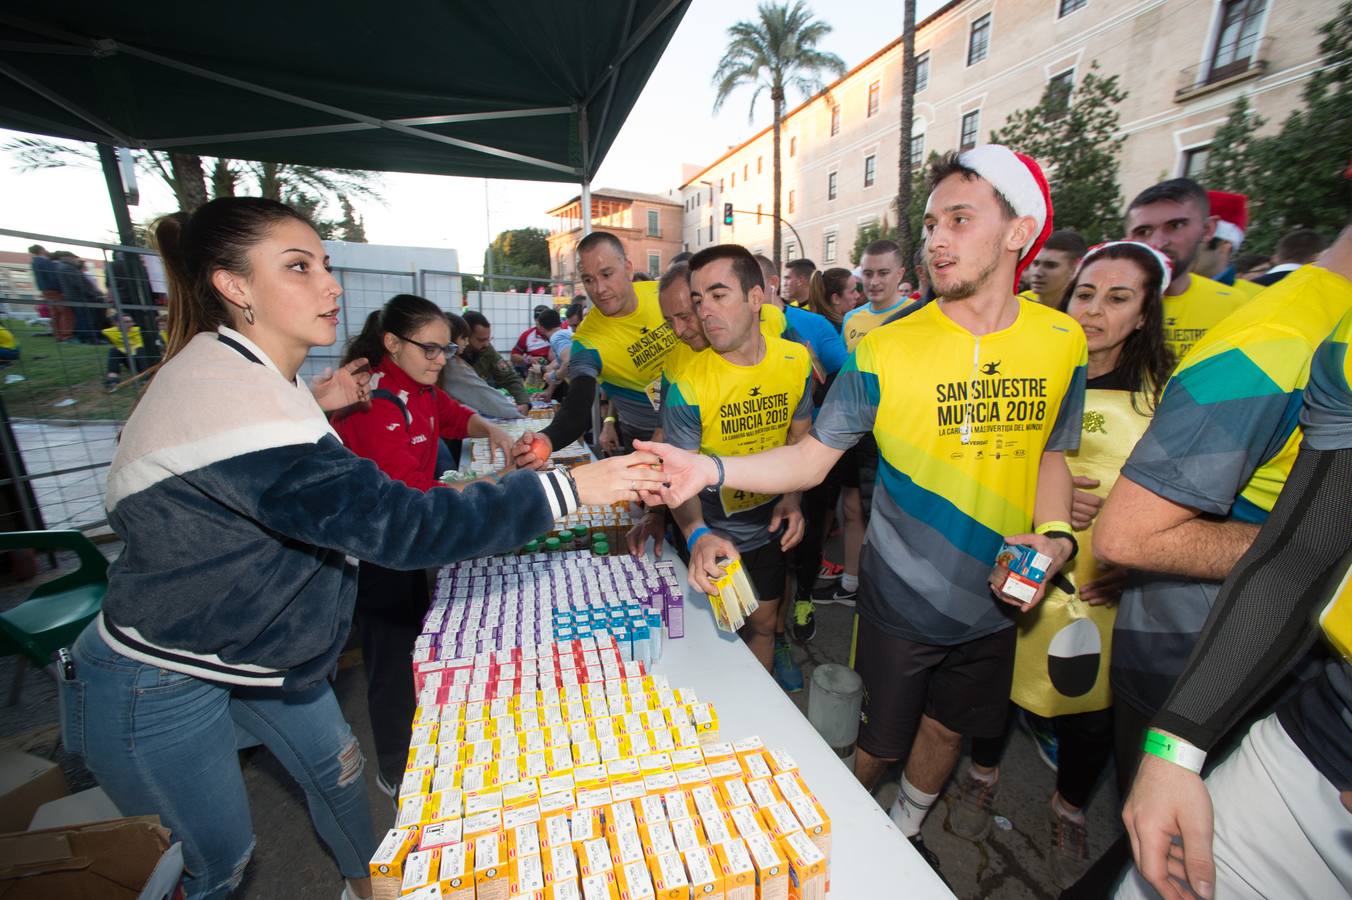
left=354, top=562, right=432, bottom=785
left=970, top=704, right=1114, bottom=810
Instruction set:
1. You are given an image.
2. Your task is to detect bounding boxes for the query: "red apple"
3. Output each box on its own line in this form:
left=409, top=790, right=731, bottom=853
left=530, top=435, right=551, bottom=463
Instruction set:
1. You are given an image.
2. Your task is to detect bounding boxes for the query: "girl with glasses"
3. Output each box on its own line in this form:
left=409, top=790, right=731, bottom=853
left=331, top=293, right=518, bottom=794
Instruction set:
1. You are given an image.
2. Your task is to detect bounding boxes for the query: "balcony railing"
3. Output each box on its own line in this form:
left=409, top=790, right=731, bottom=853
left=1175, top=36, right=1272, bottom=101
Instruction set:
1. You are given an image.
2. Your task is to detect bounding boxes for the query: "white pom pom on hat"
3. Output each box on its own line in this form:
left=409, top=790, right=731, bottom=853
left=956, top=144, right=1054, bottom=288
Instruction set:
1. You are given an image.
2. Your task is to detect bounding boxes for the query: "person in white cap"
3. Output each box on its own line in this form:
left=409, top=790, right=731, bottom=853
left=633, top=145, right=1088, bottom=879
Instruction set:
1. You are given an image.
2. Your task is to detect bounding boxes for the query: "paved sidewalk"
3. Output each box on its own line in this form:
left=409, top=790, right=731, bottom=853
left=9, top=419, right=117, bottom=529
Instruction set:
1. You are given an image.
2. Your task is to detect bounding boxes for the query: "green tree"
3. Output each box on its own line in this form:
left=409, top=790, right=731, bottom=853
left=483, top=227, right=550, bottom=290
left=336, top=195, right=368, bottom=243
left=850, top=219, right=891, bottom=266
left=1202, top=94, right=1266, bottom=200
left=1237, top=1, right=1352, bottom=253
left=990, top=62, right=1127, bottom=242
left=713, top=1, right=845, bottom=270
left=3, top=139, right=381, bottom=226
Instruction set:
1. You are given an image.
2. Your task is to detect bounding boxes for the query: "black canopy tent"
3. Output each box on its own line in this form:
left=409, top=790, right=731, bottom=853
left=0, top=0, right=691, bottom=237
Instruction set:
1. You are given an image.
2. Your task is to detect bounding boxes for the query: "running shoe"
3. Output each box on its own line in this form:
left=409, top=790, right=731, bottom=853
left=772, top=641, right=804, bottom=693
left=816, top=558, right=844, bottom=582
left=1048, top=807, right=1091, bottom=889
left=946, top=771, right=998, bottom=841
left=812, top=582, right=857, bottom=606
left=908, top=835, right=951, bottom=888
left=790, top=599, right=817, bottom=642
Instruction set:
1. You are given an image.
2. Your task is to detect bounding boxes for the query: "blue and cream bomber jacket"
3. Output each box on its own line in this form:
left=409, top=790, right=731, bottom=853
left=97, top=327, right=577, bottom=690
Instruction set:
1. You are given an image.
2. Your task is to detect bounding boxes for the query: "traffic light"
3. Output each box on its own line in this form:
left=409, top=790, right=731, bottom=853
left=723, top=203, right=734, bottom=226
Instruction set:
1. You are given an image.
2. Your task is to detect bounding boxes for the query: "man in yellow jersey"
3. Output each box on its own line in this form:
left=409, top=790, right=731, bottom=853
left=1018, top=230, right=1086, bottom=308
left=638, top=146, right=1086, bottom=878
left=819, top=239, right=914, bottom=610
left=1092, top=222, right=1352, bottom=832
left=1124, top=179, right=1249, bottom=363
left=662, top=244, right=814, bottom=672
left=512, top=231, right=678, bottom=467
left=626, top=262, right=791, bottom=559
left=1119, top=303, right=1352, bottom=900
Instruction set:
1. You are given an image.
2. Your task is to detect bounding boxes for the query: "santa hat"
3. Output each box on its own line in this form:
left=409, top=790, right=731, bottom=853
left=1208, top=191, right=1248, bottom=250
left=957, top=144, right=1054, bottom=289
left=1075, top=241, right=1174, bottom=296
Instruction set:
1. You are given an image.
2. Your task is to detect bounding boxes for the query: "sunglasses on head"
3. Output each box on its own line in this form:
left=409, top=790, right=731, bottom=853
left=396, top=333, right=458, bottom=361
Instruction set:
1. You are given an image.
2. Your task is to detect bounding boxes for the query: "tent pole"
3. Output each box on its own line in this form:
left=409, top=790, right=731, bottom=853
left=98, top=144, right=136, bottom=246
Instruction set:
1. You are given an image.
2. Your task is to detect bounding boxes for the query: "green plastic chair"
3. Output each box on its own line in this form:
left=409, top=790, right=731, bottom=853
left=0, top=530, right=108, bottom=704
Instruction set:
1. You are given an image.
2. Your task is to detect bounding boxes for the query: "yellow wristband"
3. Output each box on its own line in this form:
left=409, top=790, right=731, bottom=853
left=603, top=416, right=617, bottom=424
left=1035, top=520, right=1073, bottom=535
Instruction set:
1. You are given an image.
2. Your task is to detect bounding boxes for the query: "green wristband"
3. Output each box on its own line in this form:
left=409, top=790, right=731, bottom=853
left=1142, top=729, right=1206, bottom=774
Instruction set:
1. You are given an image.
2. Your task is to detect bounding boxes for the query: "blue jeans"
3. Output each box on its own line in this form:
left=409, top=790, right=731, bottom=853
left=61, top=625, right=375, bottom=899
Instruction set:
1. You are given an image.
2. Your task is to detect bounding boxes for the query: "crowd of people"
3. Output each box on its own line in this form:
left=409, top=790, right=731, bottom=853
left=506, top=144, right=1350, bottom=899
left=40, top=139, right=1350, bottom=900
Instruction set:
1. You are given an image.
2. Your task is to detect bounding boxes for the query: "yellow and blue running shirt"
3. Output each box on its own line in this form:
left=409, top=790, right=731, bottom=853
left=1114, top=264, right=1352, bottom=715
left=813, top=297, right=1087, bottom=644
left=1161, top=273, right=1250, bottom=363
left=841, top=296, right=912, bottom=352
left=567, top=280, right=678, bottom=435
left=662, top=336, right=813, bottom=552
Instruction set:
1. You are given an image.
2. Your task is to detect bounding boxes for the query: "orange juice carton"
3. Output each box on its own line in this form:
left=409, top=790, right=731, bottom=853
left=581, top=872, right=621, bottom=900
left=713, top=839, right=755, bottom=900
left=781, top=831, right=826, bottom=900
left=650, top=851, right=690, bottom=900
left=743, top=831, right=788, bottom=900
left=683, top=843, right=724, bottom=899
left=421, top=817, right=464, bottom=852
left=475, top=829, right=510, bottom=900
left=581, top=836, right=616, bottom=877
left=618, top=858, right=657, bottom=900
left=512, top=852, right=547, bottom=896
left=509, top=821, right=543, bottom=860
left=437, top=840, right=475, bottom=899
left=401, top=848, right=439, bottom=894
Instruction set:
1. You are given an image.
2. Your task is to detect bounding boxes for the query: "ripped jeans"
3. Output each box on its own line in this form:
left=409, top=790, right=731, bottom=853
left=61, top=626, right=375, bottom=899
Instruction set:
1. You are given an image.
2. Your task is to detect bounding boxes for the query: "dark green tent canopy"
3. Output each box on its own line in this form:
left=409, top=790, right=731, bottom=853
left=0, top=1, right=689, bottom=182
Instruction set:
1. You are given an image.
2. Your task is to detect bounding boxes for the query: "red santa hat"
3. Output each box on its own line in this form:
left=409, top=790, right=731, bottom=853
left=1207, top=190, right=1248, bottom=250
left=957, top=144, right=1054, bottom=290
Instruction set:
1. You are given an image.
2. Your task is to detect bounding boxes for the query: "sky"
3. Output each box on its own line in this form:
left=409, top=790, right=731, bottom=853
left=1, top=0, right=945, bottom=268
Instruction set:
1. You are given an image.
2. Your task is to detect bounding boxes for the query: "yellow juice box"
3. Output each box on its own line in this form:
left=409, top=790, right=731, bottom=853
left=509, top=820, right=543, bottom=860
left=369, top=825, right=418, bottom=879
left=475, top=829, right=510, bottom=900
left=713, top=839, right=755, bottom=900
left=743, top=832, right=787, bottom=900
left=581, top=871, right=621, bottom=900
left=649, top=851, right=690, bottom=900
left=618, top=858, right=656, bottom=900
left=437, top=840, right=475, bottom=899
left=401, top=848, right=439, bottom=894
left=781, top=831, right=825, bottom=900
left=421, top=817, right=464, bottom=852
left=683, top=844, right=724, bottom=899
left=512, top=852, right=547, bottom=896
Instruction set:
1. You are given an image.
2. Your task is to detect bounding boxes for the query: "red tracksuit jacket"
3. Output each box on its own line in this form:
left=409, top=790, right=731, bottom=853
left=331, top=357, right=474, bottom=491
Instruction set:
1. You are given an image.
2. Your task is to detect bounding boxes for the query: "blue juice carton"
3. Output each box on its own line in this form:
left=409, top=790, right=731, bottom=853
left=991, top=542, right=1051, bottom=604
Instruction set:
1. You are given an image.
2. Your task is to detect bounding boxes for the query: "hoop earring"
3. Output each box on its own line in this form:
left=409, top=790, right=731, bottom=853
left=242, top=304, right=256, bottom=325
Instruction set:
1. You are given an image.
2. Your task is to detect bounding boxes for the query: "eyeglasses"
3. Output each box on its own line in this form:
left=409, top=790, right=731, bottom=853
left=396, top=334, right=458, bottom=361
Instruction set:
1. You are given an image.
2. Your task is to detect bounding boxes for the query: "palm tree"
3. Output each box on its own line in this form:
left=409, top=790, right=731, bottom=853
left=713, top=1, right=845, bottom=270
left=895, top=0, right=918, bottom=273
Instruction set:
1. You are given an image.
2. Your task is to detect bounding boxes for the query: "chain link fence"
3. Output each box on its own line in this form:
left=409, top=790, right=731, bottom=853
left=0, top=228, right=573, bottom=534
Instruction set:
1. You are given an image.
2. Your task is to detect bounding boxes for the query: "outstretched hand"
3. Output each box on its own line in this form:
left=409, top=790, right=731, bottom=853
left=631, top=440, right=718, bottom=507
left=570, top=452, right=668, bottom=507
left=311, top=357, right=372, bottom=411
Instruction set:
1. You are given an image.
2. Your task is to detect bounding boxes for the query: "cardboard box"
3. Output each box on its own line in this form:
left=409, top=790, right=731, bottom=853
left=0, top=751, right=67, bottom=834
left=0, top=815, right=173, bottom=900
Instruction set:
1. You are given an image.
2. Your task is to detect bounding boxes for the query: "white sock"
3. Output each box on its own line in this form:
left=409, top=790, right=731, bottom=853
left=888, top=774, right=939, bottom=838
left=968, top=765, right=999, bottom=785
left=840, top=573, right=859, bottom=592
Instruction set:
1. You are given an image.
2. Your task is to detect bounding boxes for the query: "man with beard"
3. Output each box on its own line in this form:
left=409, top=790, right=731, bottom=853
left=635, top=146, right=1086, bottom=878
left=461, top=310, right=531, bottom=414
left=1124, top=179, right=1248, bottom=363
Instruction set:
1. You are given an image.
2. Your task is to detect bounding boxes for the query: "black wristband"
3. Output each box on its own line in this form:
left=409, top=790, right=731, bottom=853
left=1041, top=530, right=1078, bottom=563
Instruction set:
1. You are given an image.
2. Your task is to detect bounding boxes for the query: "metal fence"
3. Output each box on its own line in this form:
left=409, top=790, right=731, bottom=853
left=0, top=227, right=571, bottom=534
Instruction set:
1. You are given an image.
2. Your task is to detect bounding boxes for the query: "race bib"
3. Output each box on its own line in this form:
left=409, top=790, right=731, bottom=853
left=720, top=485, right=774, bottom=517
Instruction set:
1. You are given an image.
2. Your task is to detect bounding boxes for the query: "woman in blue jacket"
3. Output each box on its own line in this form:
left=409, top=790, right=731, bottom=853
left=59, top=197, right=660, bottom=900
